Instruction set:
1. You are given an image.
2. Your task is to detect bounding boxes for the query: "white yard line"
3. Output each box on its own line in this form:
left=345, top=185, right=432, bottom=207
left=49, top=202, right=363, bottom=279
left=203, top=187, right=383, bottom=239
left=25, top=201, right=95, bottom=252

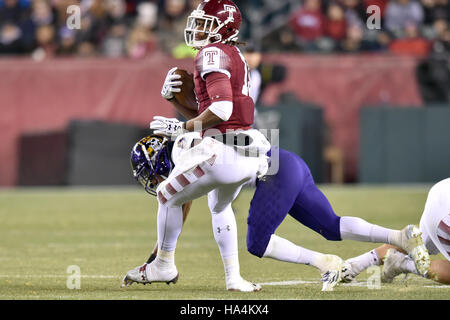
left=258, top=280, right=369, bottom=287
left=258, top=280, right=319, bottom=285
left=1, top=275, right=448, bottom=289
left=0, top=274, right=119, bottom=279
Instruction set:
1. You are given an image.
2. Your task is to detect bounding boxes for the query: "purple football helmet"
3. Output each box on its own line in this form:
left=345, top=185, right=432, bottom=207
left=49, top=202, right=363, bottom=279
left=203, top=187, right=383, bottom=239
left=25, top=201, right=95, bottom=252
left=130, top=135, right=173, bottom=196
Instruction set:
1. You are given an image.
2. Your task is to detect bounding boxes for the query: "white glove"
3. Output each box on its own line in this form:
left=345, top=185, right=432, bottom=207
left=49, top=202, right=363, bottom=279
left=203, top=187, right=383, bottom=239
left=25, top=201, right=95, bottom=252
left=150, top=116, right=185, bottom=137
left=161, top=67, right=182, bottom=100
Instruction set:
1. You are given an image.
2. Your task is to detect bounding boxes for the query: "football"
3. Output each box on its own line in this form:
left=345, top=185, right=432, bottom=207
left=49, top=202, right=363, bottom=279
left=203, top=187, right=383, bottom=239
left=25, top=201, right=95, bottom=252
left=173, top=69, right=197, bottom=111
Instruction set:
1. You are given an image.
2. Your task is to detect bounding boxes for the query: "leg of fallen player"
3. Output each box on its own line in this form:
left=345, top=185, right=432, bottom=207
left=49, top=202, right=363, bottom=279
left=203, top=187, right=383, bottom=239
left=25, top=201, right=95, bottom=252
left=343, top=179, right=450, bottom=283
left=380, top=247, right=450, bottom=284
left=344, top=244, right=450, bottom=284
left=428, top=260, right=450, bottom=284
left=341, top=243, right=399, bottom=280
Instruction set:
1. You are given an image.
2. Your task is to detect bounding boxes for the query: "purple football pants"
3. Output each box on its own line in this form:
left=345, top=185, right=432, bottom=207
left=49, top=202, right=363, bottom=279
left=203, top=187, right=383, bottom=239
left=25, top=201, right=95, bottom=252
left=247, top=147, right=342, bottom=258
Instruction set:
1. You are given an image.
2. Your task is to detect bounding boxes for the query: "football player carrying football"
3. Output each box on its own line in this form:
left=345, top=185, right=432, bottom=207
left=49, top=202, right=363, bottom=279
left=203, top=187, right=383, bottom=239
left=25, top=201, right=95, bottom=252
left=124, top=0, right=271, bottom=292
left=123, top=134, right=431, bottom=291
left=122, top=0, right=430, bottom=292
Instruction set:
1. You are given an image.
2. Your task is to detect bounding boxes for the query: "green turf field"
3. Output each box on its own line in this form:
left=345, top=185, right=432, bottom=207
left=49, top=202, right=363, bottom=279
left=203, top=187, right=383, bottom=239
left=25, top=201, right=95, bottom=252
left=0, top=185, right=449, bottom=300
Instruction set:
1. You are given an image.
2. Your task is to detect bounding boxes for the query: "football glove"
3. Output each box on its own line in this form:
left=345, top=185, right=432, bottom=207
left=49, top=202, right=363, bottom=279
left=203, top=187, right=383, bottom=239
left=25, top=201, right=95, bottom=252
left=150, top=116, right=185, bottom=137
left=161, top=67, right=182, bottom=100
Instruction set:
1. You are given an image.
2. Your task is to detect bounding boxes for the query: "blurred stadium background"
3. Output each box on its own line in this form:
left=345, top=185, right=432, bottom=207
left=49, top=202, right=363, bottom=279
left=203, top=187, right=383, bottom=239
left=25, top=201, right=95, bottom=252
left=0, top=0, right=449, bottom=300
left=0, top=0, right=449, bottom=186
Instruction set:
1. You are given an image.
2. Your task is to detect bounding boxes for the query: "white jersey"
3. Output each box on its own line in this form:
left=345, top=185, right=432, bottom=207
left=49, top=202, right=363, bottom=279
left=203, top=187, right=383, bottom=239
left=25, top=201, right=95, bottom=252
left=419, top=178, right=450, bottom=261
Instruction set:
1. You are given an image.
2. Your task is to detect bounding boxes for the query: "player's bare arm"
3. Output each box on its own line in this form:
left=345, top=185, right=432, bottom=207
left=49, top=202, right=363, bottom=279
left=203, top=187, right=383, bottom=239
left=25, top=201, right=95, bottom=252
left=184, top=108, right=223, bottom=132
left=171, top=98, right=198, bottom=121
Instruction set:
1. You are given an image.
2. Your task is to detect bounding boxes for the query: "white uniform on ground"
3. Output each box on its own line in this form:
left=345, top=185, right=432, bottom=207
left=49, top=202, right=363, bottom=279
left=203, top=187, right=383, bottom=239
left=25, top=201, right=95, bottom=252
left=420, top=178, right=450, bottom=261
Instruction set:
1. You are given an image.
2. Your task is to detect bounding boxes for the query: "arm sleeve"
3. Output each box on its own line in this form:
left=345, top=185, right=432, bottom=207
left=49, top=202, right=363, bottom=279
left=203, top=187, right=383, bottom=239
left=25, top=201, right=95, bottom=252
left=208, top=101, right=233, bottom=121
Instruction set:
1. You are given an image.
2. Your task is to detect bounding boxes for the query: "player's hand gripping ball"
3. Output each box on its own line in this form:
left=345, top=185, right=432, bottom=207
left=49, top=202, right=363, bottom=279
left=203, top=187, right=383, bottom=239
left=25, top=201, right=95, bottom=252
left=172, top=68, right=197, bottom=111
left=161, top=67, right=197, bottom=110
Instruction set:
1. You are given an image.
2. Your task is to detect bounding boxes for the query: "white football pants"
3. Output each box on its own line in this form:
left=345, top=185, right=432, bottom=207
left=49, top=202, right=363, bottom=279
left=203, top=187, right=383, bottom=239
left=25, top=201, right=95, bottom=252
left=155, top=137, right=261, bottom=262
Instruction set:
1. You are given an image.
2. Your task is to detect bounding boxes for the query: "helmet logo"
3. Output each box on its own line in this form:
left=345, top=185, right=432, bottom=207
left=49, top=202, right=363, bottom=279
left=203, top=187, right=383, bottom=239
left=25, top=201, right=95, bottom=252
left=224, top=4, right=236, bottom=22
left=148, top=137, right=162, bottom=149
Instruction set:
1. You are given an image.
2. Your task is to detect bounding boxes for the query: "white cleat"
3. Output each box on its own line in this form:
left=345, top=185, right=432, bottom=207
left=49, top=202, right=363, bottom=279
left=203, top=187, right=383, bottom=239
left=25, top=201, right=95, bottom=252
left=399, top=225, right=430, bottom=277
left=226, top=276, right=262, bottom=292
left=381, top=248, right=411, bottom=283
left=318, top=254, right=343, bottom=291
left=340, top=261, right=359, bottom=283
left=122, top=262, right=179, bottom=287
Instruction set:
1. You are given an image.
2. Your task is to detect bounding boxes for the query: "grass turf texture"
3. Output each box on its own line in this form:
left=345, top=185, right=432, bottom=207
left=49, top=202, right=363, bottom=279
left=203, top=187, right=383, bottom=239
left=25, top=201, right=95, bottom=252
left=0, top=185, right=449, bottom=300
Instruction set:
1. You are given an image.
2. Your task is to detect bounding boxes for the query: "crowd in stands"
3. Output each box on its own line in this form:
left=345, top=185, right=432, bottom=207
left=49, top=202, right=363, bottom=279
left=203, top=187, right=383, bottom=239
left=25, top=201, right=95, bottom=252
left=0, top=0, right=449, bottom=59
left=273, top=0, right=450, bottom=57
left=0, top=0, right=202, bottom=59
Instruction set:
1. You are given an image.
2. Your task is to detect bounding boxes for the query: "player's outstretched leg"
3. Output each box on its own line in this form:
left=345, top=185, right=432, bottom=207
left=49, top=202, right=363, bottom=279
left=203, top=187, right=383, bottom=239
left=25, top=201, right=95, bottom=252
left=338, top=217, right=430, bottom=277
left=340, top=225, right=431, bottom=280
left=258, top=235, right=343, bottom=291
left=341, top=248, right=382, bottom=283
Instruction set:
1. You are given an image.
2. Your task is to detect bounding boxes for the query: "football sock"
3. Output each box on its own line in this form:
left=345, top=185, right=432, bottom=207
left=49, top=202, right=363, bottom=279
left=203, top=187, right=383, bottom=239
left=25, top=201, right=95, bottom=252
left=157, top=204, right=183, bottom=252
left=387, top=230, right=404, bottom=248
left=346, top=249, right=380, bottom=274
left=211, top=206, right=240, bottom=281
left=340, top=216, right=393, bottom=243
left=154, top=249, right=175, bottom=270
left=263, top=234, right=323, bottom=268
